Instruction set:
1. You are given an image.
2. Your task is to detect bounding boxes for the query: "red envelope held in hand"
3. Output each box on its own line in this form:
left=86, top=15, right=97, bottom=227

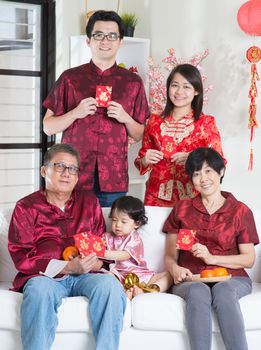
left=161, top=138, right=176, bottom=159
left=176, top=229, right=197, bottom=250
left=96, top=85, right=112, bottom=107
left=74, top=232, right=106, bottom=257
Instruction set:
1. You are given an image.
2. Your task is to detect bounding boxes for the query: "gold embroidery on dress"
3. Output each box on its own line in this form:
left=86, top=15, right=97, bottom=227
left=176, top=181, right=186, bottom=199
left=165, top=142, right=174, bottom=153
left=186, top=182, right=196, bottom=198
left=177, top=180, right=196, bottom=199
left=158, top=180, right=174, bottom=201
left=160, top=116, right=195, bottom=144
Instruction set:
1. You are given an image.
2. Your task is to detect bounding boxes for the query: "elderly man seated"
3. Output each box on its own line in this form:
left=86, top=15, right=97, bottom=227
left=8, top=143, right=126, bottom=350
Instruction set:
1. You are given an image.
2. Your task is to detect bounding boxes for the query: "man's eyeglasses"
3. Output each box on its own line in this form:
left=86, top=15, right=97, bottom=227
left=91, top=32, right=120, bottom=41
left=47, top=162, right=80, bottom=175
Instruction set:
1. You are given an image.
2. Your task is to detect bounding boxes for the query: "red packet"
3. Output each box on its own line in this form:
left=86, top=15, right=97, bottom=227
left=96, top=85, right=112, bottom=107
left=161, top=138, right=176, bottom=159
left=176, top=229, right=197, bottom=250
left=74, top=232, right=106, bottom=257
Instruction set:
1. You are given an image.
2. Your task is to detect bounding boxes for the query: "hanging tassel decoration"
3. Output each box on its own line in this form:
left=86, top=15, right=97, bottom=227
left=246, top=46, right=260, bottom=170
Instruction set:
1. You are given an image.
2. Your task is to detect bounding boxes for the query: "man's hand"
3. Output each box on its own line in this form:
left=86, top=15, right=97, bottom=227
left=72, top=97, right=97, bottom=120
left=107, top=101, right=130, bottom=124
left=61, top=252, right=99, bottom=275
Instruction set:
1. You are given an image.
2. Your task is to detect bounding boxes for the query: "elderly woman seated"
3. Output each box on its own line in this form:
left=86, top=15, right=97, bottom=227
left=163, top=147, right=259, bottom=350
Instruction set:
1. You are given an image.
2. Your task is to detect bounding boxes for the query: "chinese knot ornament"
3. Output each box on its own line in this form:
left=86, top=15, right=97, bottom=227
left=237, top=0, right=261, bottom=170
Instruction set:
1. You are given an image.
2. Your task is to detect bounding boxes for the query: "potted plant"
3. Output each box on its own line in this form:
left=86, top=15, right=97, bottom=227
left=120, top=12, right=138, bottom=37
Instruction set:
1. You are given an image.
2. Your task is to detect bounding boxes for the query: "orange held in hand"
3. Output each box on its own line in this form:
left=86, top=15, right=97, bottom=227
left=62, top=246, right=79, bottom=261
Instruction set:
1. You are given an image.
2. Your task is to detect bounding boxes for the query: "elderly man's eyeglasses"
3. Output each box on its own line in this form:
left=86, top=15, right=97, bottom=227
left=91, top=32, right=120, bottom=41
left=47, top=162, right=80, bottom=175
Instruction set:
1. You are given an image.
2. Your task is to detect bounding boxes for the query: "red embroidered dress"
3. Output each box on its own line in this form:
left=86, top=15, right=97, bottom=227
left=135, top=112, right=225, bottom=207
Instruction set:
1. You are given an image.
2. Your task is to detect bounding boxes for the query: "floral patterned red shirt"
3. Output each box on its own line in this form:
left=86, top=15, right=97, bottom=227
left=163, top=192, right=259, bottom=277
left=8, top=190, right=106, bottom=291
left=135, top=112, right=225, bottom=207
left=43, top=60, right=149, bottom=192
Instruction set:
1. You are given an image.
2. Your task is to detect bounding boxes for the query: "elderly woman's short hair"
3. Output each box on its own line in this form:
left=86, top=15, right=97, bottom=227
left=185, top=147, right=225, bottom=181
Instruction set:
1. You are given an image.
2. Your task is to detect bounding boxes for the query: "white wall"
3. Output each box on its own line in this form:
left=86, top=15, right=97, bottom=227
left=56, top=0, right=261, bottom=210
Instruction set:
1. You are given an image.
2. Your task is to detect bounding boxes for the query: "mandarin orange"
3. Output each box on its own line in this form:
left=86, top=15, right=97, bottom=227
left=213, top=267, right=229, bottom=277
left=62, top=246, right=79, bottom=261
left=200, top=269, right=216, bottom=278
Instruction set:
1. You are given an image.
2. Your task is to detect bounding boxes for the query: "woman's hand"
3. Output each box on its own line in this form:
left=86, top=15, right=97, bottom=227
left=171, top=264, right=193, bottom=285
left=191, top=243, right=215, bottom=265
left=142, top=149, right=164, bottom=167
left=171, top=152, right=188, bottom=164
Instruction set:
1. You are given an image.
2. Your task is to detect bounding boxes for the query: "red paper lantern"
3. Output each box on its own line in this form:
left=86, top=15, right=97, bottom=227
left=237, top=0, right=261, bottom=36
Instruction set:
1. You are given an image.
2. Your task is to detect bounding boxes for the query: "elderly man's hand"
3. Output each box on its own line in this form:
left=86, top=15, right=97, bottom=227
left=62, top=252, right=99, bottom=275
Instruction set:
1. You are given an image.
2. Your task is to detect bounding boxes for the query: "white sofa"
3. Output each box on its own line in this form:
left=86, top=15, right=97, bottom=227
left=1, top=205, right=261, bottom=350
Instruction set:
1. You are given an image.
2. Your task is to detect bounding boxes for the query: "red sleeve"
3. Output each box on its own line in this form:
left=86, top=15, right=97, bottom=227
left=42, top=72, right=69, bottom=116
left=8, top=202, right=57, bottom=275
left=134, top=115, right=156, bottom=175
left=237, top=205, right=259, bottom=245
left=202, top=115, right=227, bottom=164
left=162, top=204, right=180, bottom=234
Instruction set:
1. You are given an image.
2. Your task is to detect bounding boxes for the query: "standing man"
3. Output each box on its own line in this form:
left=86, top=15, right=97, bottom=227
left=8, top=143, right=126, bottom=350
left=43, top=10, right=149, bottom=207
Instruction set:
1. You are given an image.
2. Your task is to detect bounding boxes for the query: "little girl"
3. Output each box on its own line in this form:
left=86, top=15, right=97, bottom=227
left=104, top=195, right=172, bottom=299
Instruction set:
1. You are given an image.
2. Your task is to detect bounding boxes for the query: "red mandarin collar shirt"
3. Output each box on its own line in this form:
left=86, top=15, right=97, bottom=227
left=8, top=190, right=106, bottom=291
left=43, top=61, right=149, bottom=192
left=163, top=192, right=259, bottom=277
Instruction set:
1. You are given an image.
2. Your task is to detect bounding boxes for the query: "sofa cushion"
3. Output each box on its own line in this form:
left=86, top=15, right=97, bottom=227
left=0, top=290, right=22, bottom=331
left=0, top=208, right=17, bottom=283
left=138, top=206, right=172, bottom=273
left=56, top=296, right=131, bottom=332
left=0, top=286, right=131, bottom=332
left=131, top=282, right=261, bottom=332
